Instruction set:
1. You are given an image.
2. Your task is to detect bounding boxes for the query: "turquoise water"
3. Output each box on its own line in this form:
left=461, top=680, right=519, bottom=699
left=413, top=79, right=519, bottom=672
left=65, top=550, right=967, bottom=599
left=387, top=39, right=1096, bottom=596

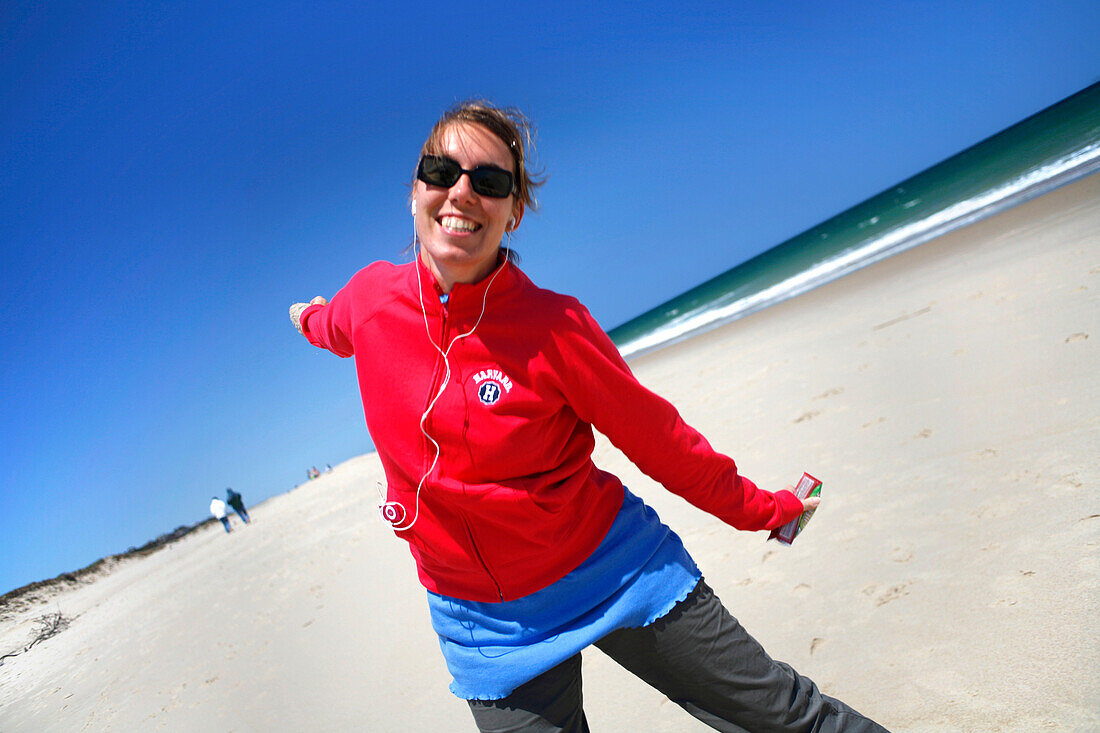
left=610, top=83, right=1100, bottom=359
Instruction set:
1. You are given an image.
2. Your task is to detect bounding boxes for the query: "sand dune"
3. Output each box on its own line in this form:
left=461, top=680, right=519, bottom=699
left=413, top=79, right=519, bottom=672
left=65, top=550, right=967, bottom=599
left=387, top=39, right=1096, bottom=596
left=2, top=175, right=1096, bottom=731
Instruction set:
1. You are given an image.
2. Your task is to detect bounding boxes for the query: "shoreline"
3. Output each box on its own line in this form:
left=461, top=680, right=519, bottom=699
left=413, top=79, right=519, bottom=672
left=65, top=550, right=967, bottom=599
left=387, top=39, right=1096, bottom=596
left=617, top=151, right=1100, bottom=360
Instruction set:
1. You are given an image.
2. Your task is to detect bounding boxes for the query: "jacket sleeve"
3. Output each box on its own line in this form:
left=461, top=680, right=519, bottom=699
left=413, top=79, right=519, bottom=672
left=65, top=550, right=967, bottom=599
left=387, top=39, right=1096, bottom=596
left=298, top=276, right=360, bottom=358
left=551, top=303, right=804, bottom=531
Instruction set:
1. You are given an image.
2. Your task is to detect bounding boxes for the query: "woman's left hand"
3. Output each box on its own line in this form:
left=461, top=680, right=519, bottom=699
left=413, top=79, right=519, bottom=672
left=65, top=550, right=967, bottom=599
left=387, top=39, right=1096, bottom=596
left=782, top=484, right=820, bottom=512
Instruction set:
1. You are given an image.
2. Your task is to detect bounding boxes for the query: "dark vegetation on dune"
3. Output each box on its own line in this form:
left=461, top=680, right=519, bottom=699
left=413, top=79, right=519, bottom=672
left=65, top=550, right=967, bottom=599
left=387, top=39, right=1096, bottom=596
left=0, top=518, right=218, bottom=623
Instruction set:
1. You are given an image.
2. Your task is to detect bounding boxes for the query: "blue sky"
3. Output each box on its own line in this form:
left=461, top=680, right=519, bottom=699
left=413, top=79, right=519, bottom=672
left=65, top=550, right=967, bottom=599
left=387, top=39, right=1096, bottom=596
left=1, top=0, right=1097, bottom=595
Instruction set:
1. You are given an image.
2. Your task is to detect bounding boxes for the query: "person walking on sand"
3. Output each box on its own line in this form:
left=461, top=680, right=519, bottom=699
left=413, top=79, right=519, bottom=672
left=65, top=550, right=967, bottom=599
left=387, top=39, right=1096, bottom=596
left=289, top=100, right=889, bottom=732
left=225, top=488, right=250, bottom=524
left=209, top=496, right=231, bottom=534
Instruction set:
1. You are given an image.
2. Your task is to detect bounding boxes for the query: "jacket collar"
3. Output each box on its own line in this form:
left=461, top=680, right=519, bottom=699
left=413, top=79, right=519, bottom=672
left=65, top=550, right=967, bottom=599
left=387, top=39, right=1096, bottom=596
left=412, top=251, right=517, bottom=317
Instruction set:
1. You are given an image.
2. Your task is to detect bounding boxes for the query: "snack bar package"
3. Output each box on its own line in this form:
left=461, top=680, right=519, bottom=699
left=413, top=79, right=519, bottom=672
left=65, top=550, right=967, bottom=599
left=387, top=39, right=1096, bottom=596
left=769, top=472, right=822, bottom=545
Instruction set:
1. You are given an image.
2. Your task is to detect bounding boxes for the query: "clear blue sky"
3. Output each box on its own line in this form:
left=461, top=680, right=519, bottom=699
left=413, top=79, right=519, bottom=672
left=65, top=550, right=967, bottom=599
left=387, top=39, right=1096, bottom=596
left=2, top=0, right=1096, bottom=595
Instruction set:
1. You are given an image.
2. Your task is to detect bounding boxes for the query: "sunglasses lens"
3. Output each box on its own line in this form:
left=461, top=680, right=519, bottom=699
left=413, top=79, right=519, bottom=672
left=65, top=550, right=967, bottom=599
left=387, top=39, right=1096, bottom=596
left=418, top=156, right=460, bottom=187
left=417, top=156, right=514, bottom=198
left=471, top=170, right=514, bottom=198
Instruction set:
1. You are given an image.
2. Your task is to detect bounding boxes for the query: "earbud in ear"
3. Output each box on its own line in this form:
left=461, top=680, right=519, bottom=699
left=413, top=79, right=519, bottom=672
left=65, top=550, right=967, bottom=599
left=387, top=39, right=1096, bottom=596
left=411, top=200, right=417, bottom=216
left=507, top=217, right=516, bottom=231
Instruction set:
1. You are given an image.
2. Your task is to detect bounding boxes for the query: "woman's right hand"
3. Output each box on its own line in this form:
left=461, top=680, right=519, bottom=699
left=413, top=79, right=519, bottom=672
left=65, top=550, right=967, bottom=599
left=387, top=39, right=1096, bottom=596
left=289, top=296, right=328, bottom=334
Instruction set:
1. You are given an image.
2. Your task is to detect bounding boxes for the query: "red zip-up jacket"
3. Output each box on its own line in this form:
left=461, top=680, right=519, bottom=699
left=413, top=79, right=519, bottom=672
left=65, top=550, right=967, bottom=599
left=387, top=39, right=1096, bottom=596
left=300, top=256, right=804, bottom=602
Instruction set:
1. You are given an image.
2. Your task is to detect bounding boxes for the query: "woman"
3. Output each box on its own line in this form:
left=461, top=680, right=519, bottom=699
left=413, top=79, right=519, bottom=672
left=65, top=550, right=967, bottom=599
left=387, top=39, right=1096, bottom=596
left=290, top=100, right=887, bottom=732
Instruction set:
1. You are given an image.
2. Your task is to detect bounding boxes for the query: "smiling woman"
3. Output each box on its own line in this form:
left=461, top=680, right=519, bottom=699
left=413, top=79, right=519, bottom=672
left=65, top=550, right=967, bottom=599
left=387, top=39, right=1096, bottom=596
left=412, top=120, right=524, bottom=291
left=288, top=99, right=884, bottom=733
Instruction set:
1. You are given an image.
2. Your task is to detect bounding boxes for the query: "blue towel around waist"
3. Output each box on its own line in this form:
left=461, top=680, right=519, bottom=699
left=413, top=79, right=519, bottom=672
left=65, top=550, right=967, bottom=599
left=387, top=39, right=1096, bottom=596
left=427, top=488, right=701, bottom=700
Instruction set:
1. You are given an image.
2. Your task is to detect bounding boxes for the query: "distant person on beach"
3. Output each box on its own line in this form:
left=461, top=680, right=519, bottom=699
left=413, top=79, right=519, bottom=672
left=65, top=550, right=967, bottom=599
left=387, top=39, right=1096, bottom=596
left=289, top=100, right=887, bottom=732
left=209, top=496, right=231, bottom=534
left=225, top=488, right=250, bottom=524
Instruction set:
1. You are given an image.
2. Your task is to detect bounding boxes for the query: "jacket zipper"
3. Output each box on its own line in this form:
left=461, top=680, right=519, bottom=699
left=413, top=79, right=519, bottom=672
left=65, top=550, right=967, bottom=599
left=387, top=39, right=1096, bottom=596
left=428, top=300, right=504, bottom=602
left=422, top=303, right=449, bottom=479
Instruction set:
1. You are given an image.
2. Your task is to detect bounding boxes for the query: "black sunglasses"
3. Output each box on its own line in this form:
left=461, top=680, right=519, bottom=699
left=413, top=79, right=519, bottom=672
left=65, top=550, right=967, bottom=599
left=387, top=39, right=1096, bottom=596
left=416, top=155, right=515, bottom=199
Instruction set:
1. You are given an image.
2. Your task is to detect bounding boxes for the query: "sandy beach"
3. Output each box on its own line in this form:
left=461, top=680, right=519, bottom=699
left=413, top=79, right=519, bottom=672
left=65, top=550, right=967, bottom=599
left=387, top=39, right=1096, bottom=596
left=1, top=174, right=1097, bottom=731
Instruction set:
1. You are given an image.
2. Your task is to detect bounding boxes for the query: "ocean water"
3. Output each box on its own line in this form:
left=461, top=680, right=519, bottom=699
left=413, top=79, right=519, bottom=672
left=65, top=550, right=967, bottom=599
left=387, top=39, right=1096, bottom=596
left=610, top=83, right=1100, bottom=359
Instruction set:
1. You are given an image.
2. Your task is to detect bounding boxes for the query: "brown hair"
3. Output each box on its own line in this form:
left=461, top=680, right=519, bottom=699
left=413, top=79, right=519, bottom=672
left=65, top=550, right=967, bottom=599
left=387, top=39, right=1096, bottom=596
left=416, top=99, right=544, bottom=214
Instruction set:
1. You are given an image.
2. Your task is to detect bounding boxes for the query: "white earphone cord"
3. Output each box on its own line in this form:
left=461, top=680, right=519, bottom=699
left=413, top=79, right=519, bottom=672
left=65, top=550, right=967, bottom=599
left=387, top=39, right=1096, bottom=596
left=380, top=220, right=510, bottom=531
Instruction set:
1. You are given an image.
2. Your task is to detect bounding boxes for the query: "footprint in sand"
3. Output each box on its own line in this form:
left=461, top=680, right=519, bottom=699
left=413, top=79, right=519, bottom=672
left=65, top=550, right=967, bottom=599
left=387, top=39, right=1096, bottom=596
left=861, top=417, right=886, bottom=429
left=1057, top=474, right=1083, bottom=491
left=875, top=582, right=911, bottom=606
left=793, top=410, right=821, bottom=424
left=1064, top=332, right=1088, bottom=343
left=813, top=388, right=845, bottom=400
left=889, top=547, right=913, bottom=563
left=914, top=428, right=932, bottom=439
left=810, top=637, right=826, bottom=656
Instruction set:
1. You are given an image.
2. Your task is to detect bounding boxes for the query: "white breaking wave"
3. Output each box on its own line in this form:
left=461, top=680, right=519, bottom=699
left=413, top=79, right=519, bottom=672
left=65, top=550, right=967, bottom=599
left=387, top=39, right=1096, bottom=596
left=618, top=142, right=1100, bottom=359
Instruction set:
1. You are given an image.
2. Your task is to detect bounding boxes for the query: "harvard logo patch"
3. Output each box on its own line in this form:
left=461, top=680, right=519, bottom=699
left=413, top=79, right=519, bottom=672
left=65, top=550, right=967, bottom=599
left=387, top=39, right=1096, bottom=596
left=472, top=368, right=513, bottom=406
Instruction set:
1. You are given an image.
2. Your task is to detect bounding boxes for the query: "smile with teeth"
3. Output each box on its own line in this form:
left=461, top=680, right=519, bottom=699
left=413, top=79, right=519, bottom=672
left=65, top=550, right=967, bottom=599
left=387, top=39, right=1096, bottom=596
left=439, top=215, right=481, bottom=233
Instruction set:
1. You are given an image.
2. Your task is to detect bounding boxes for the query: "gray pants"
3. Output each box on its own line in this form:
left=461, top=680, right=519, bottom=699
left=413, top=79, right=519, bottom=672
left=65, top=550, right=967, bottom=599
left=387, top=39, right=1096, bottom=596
left=468, top=580, right=888, bottom=732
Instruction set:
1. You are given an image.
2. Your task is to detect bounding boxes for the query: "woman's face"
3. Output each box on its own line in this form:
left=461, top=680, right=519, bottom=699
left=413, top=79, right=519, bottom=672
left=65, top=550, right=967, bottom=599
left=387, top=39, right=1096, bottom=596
left=413, top=122, right=522, bottom=292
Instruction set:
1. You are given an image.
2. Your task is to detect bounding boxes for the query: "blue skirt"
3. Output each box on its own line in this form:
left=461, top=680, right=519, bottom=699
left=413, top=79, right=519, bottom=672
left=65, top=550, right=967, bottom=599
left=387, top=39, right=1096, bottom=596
left=427, top=489, right=701, bottom=700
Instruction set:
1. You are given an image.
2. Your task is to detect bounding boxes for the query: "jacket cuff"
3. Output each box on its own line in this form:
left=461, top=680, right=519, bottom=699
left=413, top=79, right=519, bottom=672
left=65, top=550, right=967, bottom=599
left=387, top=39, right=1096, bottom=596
left=299, top=303, right=325, bottom=342
left=768, top=489, right=807, bottom=530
